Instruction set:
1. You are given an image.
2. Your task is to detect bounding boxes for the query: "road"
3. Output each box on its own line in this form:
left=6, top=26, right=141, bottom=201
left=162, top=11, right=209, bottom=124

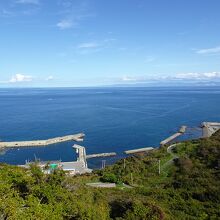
left=161, top=143, right=180, bottom=170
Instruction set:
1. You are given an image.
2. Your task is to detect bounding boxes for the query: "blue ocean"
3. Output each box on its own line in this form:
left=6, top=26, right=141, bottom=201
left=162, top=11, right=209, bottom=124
left=0, top=87, right=220, bottom=168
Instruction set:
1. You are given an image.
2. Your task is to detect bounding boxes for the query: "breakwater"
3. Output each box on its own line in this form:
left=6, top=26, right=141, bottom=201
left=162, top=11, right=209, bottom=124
left=86, top=152, right=117, bottom=159
left=202, top=122, right=220, bottom=137
left=160, top=126, right=187, bottom=146
left=0, top=133, right=85, bottom=148
left=124, top=147, right=154, bottom=154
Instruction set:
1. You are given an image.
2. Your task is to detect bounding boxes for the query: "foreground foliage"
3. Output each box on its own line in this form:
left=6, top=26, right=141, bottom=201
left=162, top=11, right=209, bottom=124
left=0, top=131, right=220, bottom=219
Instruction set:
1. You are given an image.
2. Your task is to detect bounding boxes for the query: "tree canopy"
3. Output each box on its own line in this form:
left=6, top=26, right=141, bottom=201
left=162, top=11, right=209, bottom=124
left=0, top=131, right=220, bottom=219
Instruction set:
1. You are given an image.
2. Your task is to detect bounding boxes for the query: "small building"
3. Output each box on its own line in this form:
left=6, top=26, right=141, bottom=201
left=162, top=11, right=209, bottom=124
left=19, top=145, right=92, bottom=175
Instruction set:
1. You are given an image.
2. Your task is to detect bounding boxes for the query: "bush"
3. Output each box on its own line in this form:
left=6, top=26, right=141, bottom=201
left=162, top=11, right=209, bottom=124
left=100, top=173, right=118, bottom=183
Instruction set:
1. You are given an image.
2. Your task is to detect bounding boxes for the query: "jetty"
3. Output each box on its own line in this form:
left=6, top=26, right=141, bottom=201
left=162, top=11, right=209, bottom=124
left=0, top=133, right=85, bottom=149
left=160, top=125, right=187, bottom=146
left=124, top=147, right=154, bottom=154
left=202, top=122, right=220, bottom=138
left=86, top=152, right=117, bottom=159
left=20, top=144, right=92, bottom=175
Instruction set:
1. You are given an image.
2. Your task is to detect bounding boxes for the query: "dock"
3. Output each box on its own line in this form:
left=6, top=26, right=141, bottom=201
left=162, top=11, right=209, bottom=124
left=202, top=122, right=220, bottom=137
left=160, top=133, right=182, bottom=146
left=86, top=152, right=117, bottom=159
left=160, top=125, right=187, bottom=146
left=0, top=133, right=85, bottom=148
left=20, top=144, right=92, bottom=175
left=124, top=147, right=154, bottom=154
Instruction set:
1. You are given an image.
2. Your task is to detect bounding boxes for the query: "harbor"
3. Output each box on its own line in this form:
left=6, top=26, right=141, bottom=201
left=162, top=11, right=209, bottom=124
left=2, top=121, right=220, bottom=175
left=20, top=144, right=92, bottom=175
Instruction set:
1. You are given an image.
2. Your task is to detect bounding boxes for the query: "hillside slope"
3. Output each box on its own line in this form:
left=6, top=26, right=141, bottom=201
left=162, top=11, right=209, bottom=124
left=0, top=131, right=220, bottom=219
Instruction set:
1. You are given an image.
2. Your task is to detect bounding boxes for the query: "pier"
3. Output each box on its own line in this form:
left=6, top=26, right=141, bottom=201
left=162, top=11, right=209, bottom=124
left=86, top=152, right=117, bottom=159
left=0, top=133, right=85, bottom=148
left=20, top=144, right=92, bottom=175
left=14, top=121, right=220, bottom=176
left=160, top=125, right=187, bottom=146
left=202, top=122, right=220, bottom=138
left=124, top=147, right=154, bottom=154
left=73, top=144, right=88, bottom=169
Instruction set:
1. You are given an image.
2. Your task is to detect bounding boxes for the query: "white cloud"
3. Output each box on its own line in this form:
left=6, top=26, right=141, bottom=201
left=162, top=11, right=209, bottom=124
left=57, top=20, right=76, bottom=30
left=77, top=42, right=99, bottom=49
left=103, top=38, right=116, bottom=43
left=174, top=72, right=220, bottom=80
left=120, top=74, right=168, bottom=83
left=144, top=56, right=156, bottom=63
left=16, top=0, right=39, bottom=4
left=119, top=72, right=220, bottom=84
left=9, top=74, right=33, bottom=83
left=196, top=46, right=220, bottom=55
left=77, top=39, right=116, bottom=49
left=1, top=9, right=15, bottom=17
left=121, top=76, right=138, bottom=82
left=45, top=75, right=54, bottom=81
left=77, top=39, right=116, bottom=54
left=56, top=1, right=95, bottom=30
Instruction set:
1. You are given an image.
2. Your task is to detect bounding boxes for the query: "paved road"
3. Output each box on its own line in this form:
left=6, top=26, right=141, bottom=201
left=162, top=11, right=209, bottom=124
left=167, top=143, right=179, bottom=156
left=162, top=143, right=180, bottom=170
left=86, top=182, right=116, bottom=188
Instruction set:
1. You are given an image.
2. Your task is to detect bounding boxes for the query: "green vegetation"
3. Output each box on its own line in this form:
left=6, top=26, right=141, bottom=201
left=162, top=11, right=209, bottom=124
left=0, top=131, right=220, bottom=219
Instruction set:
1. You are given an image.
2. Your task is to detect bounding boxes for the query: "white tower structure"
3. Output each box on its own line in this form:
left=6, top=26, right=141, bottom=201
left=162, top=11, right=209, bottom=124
left=72, top=144, right=88, bottom=168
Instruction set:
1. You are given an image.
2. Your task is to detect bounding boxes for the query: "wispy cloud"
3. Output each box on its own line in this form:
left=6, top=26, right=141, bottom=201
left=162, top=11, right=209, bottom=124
left=174, top=72, right=220, bottom=80
left=120, top=75, right=158, bottom=83
left=56, top=0, right=95, bottom=30
left=0, top=0, right=40, bottom=18
left=144, top=56, right=156, bottom=63
left=119, top=72, right=220, bottom=84
left=0, top=9, right=15, bottom=17
left=45, top=75, right=54, bottom=81
left=57, top=20, right=76, bottom=30
left=16, top=0, right=39, bottom=5
left=77, top=42, right=99, bottom=49
left=121, top=76, right=138, bottom=82
left=9, top=74, right=33, bottom=83
left=196, top=46, right=220, bottom=55
left=77, top=38, right=116, bottom=54
left=0, top=74, right=56, bottom=84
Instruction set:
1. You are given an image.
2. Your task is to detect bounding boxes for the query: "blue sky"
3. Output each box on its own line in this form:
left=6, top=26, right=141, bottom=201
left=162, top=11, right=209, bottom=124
left=0, top=0, right=220, bottom=87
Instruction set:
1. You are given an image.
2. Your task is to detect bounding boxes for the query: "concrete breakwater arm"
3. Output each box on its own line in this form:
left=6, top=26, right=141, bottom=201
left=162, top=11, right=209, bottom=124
left=86, top=152, right=117, bottom=159
left=124, top=147, right=154, bottom=154
left=160, top=133, right=182, bottom=146
left=160, top=126, right=187, bottom=146
left=202, top=122, right=220, bottom=138
left=0, top=133, right=85, bottom=148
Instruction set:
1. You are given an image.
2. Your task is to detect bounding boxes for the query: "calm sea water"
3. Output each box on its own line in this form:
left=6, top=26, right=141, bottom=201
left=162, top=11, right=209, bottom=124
left=0, top=87, right=220, bottom=168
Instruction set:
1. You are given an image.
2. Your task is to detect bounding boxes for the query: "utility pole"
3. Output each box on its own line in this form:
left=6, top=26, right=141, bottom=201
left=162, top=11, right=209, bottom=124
left=123, top=159, right=126, bottom=169
left=101, top=160, right=106, bottom=169
left=158, top=159, right=161, bottom=175
left=34, top=154, right=37, bottom=162
left=130, top=172, right=133, bottom=185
